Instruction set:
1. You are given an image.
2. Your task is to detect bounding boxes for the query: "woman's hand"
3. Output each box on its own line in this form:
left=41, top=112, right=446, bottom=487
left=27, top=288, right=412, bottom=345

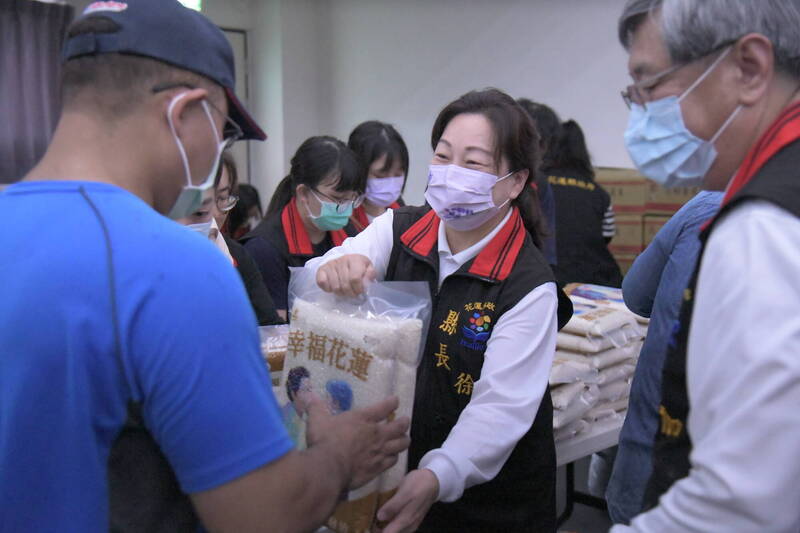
left=316, top=254, right=376, bottom=298
left=376, top=469, right=439, bottom=533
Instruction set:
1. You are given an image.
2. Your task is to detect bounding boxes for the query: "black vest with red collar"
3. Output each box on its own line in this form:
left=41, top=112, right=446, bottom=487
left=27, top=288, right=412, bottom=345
left=385, top=206, right=557, bottom=532
left=242, top=197, right=355, bottom=267
left=644, top=103, right=800, bottom=510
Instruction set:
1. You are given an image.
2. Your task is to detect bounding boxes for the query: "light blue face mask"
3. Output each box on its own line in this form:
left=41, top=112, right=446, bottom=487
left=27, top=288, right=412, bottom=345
left=305, top=190, right=353, bottom=231
left=624, top=46, right=741, bottom=188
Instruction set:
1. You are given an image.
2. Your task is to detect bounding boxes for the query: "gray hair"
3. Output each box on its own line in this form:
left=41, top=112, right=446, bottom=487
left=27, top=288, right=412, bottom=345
left=618, top=0, right=800, bottom=78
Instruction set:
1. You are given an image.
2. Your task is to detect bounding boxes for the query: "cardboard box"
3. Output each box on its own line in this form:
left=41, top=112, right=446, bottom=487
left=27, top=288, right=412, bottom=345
left=643, top=214, right=671, bottom=247
left=595, top=167, right=648, bottom=214
left=645, top=182, right=700, bottom=215
left=608, top=214, right=644, bottom=255
left=595, top=167, right=699, bottom=216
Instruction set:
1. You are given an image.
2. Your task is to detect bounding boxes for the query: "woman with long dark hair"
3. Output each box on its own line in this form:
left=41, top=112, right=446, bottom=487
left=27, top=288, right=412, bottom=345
left=347, top=120, right=409, bottom=232
left=531, top=103, right=623, bottom=287
left=309, top=89, right=570, bottom=532
left=242, top=136, right=365, bottom=318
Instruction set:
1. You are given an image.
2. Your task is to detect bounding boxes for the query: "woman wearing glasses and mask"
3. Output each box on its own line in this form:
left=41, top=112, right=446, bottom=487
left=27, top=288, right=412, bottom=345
left=308, top=89, right=571, bottom=532
left=178, top=153, right=282, bottom=326
left=243, top=136, right=365, bottom=320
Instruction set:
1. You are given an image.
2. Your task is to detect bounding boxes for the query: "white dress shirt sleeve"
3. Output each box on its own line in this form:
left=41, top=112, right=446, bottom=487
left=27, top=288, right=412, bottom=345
left=612, top=201, right=800, bottom=533
left=303, top=209, right=395, bottom=279
left=419, top=282, right=558, bottom=502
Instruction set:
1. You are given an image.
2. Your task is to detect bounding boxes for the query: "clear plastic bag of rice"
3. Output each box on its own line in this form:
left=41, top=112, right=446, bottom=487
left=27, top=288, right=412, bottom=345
left=281, top=268, right=431, bottom=533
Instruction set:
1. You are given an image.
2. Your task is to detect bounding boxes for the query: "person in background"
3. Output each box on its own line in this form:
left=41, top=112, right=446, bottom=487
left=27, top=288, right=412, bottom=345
left=606, top=190, right=722, bottom=524
left=227, top=182, right=263, bottom=239
left=347, top=120, right=409, bottom=232
left=211, top=153, right=282, bottom=325
left=0, top=2, right=410, bottom=531
left=614, top=1, right=800, bottom=531
left=309, top=88, right=567, bottom=532
left=242, top=136, right=365, bottom=319
left=522, top=100, right=622, bottom=286
left=517, top=98, right=559, bottom=267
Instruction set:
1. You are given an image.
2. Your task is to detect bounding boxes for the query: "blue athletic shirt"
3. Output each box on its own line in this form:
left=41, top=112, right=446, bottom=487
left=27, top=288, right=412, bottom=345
left=0, top=181, right=293, bottom=531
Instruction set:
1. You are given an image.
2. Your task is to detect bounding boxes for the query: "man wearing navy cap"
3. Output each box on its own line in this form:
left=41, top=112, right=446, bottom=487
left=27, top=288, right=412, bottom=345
left=0, top=1, right=409, bottom=531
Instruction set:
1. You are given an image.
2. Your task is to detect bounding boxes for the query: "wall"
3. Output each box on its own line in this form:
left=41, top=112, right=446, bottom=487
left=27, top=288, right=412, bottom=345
left=283, top=0, right=633, bottom=205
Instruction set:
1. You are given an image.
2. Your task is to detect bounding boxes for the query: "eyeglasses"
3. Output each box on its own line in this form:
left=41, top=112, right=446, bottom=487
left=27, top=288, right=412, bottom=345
left=312, top=188, right=363, bottom=213
left=216, top=193, right=239, bottom=213
left=621, top=40, right=737, bottom=110
left=151, top=82, right=244, bottom=144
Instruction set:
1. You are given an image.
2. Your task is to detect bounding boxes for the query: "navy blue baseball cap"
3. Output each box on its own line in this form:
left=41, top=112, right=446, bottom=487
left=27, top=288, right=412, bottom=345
left=62, top=0, right=266, bottom=141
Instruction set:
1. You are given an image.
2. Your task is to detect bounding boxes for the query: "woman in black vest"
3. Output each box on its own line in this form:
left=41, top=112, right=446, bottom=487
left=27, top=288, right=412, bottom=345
left=347, top=120, right=409, bottom=232
left=310, top=89, right=564, bottom=532
left=520, top=100, right=623, bottom=287
left=242, top=136, right=365, bottom=320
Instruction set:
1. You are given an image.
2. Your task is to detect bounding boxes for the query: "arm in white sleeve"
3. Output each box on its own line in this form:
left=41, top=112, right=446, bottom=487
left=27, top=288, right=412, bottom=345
left=612, top=201, right=800, bottom=533
left=303, top=209, right=395, bottom=280
left=419, top=282, right=558, bottom=502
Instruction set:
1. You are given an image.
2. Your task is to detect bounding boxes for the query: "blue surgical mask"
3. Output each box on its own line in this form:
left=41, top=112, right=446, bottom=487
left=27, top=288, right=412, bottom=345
left=304, top=190, right=353, bottom=231
left=624, top=47, right=741, bottom=188
left=166, top=92, right=228, bottom=220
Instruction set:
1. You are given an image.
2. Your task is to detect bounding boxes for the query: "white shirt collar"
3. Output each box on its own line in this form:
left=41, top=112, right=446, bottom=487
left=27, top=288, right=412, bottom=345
left=437, top=208, right=513, bottom=268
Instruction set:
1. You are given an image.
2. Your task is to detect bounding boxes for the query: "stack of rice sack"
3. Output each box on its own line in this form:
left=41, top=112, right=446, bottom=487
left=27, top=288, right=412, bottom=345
left=279, top=297, right=423, bottom=533
left=550, top=284, right=647, bottom=442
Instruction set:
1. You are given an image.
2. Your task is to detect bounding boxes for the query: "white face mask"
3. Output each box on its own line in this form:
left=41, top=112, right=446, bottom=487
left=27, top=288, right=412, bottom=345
left=364, top=176, right=404, bottom=207
left=166, top=92, right=228, bottom=220
left=424, top=164, right=512, bottom=231
left=186, top=219, right=213, bottom=238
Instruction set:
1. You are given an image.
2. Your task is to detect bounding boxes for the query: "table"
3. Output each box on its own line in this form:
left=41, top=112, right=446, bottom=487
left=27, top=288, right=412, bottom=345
left=555, top=415, right=624, bottom=527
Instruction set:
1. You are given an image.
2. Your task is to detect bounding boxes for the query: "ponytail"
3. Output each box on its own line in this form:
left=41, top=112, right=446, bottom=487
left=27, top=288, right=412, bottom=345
left=266, top=175, right=295, bottom=216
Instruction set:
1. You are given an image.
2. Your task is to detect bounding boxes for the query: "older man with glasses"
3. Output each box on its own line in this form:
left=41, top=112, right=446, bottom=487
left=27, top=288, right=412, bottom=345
left=611, top=1, right=800, bottom=532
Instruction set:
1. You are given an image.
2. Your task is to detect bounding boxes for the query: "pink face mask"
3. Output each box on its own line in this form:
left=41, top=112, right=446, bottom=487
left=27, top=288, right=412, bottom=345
left=424, top=164, right=512, bottom=231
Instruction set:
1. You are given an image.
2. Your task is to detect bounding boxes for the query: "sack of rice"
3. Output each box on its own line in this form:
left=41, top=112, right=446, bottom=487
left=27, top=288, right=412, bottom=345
left=554, top=419, right=589, bottom=443
left=555, top=340, right=643, bottom=370
left=550, top=359, right=599, bottom=385
left=583, top=398, right=629, bottom=423
left=596, top=363, right=636, bottom=386
left=562, top=302, right=639, bottom=338
left=553, top=385, right=600, bottom=430
left=551, top=381, right=585, bottom=410
left=283, top=269, right=430, bottom=533
left=259, top=324, right=289, bottom=386
left=597, top=379, right=631, bottom=403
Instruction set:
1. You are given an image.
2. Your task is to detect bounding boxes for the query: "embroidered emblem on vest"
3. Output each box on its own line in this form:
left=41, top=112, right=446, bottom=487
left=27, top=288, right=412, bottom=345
left=454, top=372, right=474, bottom=396
left=659, top=405, right=684, bottom=438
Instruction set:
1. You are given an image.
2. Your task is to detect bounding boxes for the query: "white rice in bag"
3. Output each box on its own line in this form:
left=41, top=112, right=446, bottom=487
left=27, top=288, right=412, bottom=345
left=597, top=378, right=632, bottom=402
left=555, top=340, right=643, bottom=370
left=551, top=381, right=585, bottom=410
left=554, top=419, right=589, bottom=442
left=553, top=385, right=599, bottom=430
left=562, top=303, right=640, bottom=337
left=584, top=398, right=629, bottom=422
left=596, top=363, right=636, bottom=386
left=549, top=359, right=599, bottom=385
left=280, top=298, right=423, bottom=533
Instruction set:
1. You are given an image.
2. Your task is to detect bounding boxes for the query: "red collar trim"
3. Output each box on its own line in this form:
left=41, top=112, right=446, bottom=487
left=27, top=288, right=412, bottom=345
left=281, top=198, right=314, bottom=255
left=351, top=205, right=369, bottom=233
left=468, top=208, right=526, bottom=282
left=390, top=201, right=401, bottom=209
left=400, top=209, right=440, bottom=258
left=331, top=229, right=348, bottom=247
left=722, top=101, right=800, bottom=207
left=399, top=208, right=526, bottom=282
